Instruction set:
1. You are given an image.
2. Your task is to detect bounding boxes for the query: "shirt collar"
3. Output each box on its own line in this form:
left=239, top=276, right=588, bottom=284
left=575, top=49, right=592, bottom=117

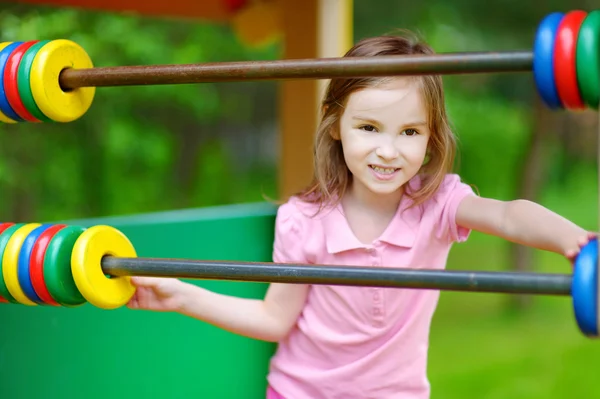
left=322, top=195, right=420, bottom=254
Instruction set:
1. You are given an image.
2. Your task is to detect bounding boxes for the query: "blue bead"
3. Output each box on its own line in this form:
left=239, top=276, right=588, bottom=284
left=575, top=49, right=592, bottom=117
left=0, top=42, right=24, bottom=121
left=17, top=223, right=53, bottom=304
left=533, top=12, right=564, bottom=109
left=572, top=238, right=598, bottom=337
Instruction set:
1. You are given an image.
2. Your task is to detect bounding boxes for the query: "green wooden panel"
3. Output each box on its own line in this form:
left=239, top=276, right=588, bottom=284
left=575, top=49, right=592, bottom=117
left=0, top=202, right=278, bottom=399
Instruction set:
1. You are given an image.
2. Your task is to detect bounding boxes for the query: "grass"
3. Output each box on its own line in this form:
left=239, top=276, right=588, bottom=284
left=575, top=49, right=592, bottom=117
left=426, top=169, right=600, bottom=398
left=428, top=282, right=600, bottom=398
left=428, top=268, right=599, bottom=398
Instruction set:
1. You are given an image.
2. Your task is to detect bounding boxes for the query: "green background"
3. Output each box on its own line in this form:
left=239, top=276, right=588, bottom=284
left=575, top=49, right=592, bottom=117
left=0, top=203, right=277, bottom=398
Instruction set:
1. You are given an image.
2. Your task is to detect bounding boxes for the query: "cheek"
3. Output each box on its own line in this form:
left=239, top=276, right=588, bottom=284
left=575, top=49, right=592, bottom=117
left=402, top=140, right=429, bottom=163
left=341, top=135, right=371, bottom=163
left=341, top=145, right=361, bottom=173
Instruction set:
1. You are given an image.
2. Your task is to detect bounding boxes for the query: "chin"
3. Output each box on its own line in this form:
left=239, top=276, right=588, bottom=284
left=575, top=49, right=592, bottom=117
left=365, top=182, right=405, bottom=196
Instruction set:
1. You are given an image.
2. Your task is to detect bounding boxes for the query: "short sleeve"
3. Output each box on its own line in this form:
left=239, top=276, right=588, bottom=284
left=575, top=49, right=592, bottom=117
left=435, top=174, right=476, bottom=243
left=272, top=199, right=308, bottom=264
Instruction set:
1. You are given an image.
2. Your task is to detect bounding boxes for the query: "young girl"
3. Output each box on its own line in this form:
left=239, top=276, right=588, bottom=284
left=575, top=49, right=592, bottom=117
left=127, top=32, right=592, bottom=398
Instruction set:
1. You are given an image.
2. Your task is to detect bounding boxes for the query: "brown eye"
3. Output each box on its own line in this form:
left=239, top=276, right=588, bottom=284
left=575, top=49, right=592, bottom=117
left=402, top=129, right=418, bottom=136
left=360, top=125, right=376, bottom=132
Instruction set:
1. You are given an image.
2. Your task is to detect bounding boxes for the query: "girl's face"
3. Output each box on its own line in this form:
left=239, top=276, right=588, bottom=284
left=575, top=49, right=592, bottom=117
left=338, top=78, right=431, bottom=200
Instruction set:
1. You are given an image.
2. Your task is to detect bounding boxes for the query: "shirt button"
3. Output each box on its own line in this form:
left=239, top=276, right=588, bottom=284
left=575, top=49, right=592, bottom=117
left=373, top=307, right=382, bottom=316
left=373, top=292, right=380, bottom=301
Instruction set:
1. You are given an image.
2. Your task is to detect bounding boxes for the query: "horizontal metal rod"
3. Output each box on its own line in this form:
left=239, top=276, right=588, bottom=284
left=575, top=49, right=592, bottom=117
left=101, top=257, right=571, bottom=296
left=59, top=51, right=533, bottom=90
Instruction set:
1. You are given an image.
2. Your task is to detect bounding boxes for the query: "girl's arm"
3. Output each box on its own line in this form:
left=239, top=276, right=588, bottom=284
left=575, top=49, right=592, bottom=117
left=455, top=195, right=591, bottom=260
left=175, top=281, right=309, bottom=342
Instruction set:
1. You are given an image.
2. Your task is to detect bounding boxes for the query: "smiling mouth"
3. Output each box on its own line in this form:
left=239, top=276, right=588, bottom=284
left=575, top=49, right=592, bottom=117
left=369, top=165, right=400, bottom=175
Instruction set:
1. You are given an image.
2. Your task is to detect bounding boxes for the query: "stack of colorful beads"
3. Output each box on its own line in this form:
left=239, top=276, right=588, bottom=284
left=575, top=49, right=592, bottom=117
left=0, top=223, right=136, bottom=309
left=0, top=39, right=95, bottom=123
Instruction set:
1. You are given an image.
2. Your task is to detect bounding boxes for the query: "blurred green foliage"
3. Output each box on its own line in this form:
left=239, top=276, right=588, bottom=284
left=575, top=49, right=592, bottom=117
left=0, top=2, right=280, bottom=221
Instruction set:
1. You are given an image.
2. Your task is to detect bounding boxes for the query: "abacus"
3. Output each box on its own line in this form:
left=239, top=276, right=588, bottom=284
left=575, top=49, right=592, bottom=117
left=0, top=10, right=599, bottom=339
left=0, top=221, right=598, bottom=338
left=0, top=10, right=597, bottom=123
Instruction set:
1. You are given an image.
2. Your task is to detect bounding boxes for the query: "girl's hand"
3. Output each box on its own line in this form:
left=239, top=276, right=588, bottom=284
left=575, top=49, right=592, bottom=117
left=565, top=232, right=598, bottom=265
left=127, top=276, right=188, bottom=312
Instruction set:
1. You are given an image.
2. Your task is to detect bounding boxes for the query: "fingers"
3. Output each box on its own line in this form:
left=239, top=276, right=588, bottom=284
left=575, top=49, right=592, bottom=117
left=578, top=233, right=595, bottom=247
left=126, top=277, right=181, bottom=311
left=126, top=291, right=140, bottom=309
left=127, top=278, right=159, bottom=309
left=566, top=232, right=599, bottom=265
left=576, top=232, right=598, bottom=251
left=130, top=276, right=163, bottom=288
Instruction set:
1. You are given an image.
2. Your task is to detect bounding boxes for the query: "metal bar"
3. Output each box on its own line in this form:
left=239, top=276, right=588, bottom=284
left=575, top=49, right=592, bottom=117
left=59, top=51, right=534, bottom=90
left=101, top=257, right=572, bottom=296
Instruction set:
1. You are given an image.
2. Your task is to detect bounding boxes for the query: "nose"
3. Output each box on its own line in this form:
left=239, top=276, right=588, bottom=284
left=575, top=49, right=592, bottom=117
left=375, top=139, right=399, bottom=161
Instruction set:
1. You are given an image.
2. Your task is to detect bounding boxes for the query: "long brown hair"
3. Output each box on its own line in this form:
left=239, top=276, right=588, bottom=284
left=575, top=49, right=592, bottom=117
left=295, top=30, right=457, bottom=212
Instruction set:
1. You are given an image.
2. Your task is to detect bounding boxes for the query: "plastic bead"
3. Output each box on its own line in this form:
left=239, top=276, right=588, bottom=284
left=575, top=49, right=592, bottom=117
left=0, top=222, right=16, bottom=235
left=71, top=225, right=136, bottom=309
left=43, top=225, right=87, bottom=307
left=0, top=44, right=17, bottom=123
left=4, top=41, right=41, bottom=122
left=0, top=42, right=24, bottom=122
left=0, top=223, right=23, bottom=303
left=17, top=40, right=53, bottom=122
left=533, top=12, right=564, bottom=109
left=30, top=39, right=95, bottom=123
left=576, top=10, right=600, bottom=109
left=553, top=10, right=587, bottom=110
left=2, top=223, right=41, bottom=306
left=17, top=224, right=54, bottom=304
left=572, top=238, right=599, bottom=337
left=29, top=224, right=66, bottom=306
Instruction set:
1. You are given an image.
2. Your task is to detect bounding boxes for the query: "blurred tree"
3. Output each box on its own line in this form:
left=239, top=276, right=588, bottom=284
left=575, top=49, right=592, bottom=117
left=0, top=4, right=279, bottom=222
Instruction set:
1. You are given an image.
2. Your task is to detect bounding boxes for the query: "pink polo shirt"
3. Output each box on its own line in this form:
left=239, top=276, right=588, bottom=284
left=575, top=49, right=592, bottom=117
left=266, top=174, right=475, bottom=399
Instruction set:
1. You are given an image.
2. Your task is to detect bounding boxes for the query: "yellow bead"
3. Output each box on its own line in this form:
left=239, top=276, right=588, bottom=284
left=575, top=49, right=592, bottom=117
left=2, top=223, right=41, bottom=305
left=30, top=39, right=95, bottom=123
left=0, top=42, right=18, bottom=124
left=71, top=225, right=136, bottom=309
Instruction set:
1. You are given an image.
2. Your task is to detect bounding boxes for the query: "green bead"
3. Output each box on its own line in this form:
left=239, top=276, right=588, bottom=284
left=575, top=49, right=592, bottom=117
left=17, top=40, right=53, bottom=122
left=43, top=225, right=87, bottom=306
left=576, top=10, right=600, bottom=109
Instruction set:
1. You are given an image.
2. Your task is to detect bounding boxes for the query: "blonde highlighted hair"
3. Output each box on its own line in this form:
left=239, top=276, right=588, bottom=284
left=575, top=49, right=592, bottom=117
left=294, top=30, right=457, bottom=212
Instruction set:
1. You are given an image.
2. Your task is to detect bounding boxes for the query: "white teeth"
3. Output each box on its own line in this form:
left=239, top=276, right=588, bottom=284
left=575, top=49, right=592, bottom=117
left=371, top=165, right=396, bottom=174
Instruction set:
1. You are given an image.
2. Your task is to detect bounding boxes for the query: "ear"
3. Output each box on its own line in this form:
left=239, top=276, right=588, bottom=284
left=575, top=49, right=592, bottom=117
left=422, top=149, right=431, bottom=166
left=329, top=126, right=341, bottom=140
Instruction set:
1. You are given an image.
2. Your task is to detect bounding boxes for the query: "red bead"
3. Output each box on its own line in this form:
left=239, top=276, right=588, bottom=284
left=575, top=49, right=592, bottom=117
left=553, top=10, right=587, bottom=110
left=4, top=41, right=41, bottom=122
left=29, top=224, right=67, bottom=306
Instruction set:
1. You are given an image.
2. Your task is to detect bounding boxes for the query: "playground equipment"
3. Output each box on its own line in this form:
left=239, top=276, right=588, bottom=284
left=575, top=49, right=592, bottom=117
left=0, top=11, right=598, bottom=123
left=1, top=219, right=599, bottom=336
left=0, top=7, right=599, bottom=399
